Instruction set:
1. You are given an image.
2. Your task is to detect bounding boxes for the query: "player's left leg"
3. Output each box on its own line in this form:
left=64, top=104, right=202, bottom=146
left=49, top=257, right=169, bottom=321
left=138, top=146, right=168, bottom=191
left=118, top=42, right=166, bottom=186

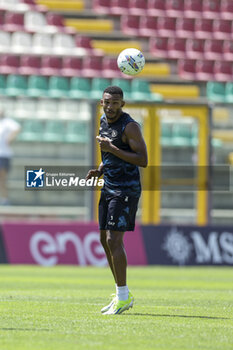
left=106, top=230, right=127, bottom=286
left=102, top=230, right=134, bottom=315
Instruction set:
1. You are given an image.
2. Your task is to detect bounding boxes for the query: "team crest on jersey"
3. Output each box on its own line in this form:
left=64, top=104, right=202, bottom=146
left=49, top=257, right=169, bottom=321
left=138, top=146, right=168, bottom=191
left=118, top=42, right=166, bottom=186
left=111, top=129, right=118, bottom=138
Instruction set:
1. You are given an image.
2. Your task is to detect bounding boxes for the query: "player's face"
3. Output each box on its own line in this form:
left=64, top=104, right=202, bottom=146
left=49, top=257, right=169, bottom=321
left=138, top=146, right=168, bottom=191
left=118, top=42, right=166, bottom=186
left=101, top=93, right=125, bottom=122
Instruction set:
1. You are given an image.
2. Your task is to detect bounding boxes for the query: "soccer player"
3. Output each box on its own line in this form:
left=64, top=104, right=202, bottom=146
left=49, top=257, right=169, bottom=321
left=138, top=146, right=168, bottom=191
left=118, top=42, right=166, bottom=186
left=86, top=86, right=147, bottom=315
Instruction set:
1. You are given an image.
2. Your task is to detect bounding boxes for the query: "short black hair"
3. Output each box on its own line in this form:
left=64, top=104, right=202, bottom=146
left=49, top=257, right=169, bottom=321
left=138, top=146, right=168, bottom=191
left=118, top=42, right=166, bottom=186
left=103, top=86, right=123, bottom=98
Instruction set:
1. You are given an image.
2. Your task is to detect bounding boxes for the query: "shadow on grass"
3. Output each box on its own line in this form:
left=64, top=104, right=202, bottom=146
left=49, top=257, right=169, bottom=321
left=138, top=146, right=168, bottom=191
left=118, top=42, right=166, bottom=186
left=123, top=313, right=230, bottom=320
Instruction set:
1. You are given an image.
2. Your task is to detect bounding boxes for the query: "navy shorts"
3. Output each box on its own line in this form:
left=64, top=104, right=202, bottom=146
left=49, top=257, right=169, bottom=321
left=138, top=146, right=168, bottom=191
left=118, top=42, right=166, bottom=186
left=99, top=191, right=140, bottom=232
left=0, top=157, right=10, bottom=171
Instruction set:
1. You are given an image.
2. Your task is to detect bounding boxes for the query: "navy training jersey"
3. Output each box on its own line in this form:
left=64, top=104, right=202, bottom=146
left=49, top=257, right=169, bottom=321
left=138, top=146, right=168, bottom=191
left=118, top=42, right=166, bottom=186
left=99, top=112, right=141, bottom=197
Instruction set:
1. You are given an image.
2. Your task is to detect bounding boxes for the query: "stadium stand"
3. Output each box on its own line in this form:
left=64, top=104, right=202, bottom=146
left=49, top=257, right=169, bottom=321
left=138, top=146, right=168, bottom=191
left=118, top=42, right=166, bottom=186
left=128, top=0, right=147, bottom=16
left=91, top=39, right=142, bottom=55
left=206, top=81, right=226, bottom=103
left=184, top=0, right=203, bottom=18
left=176, top=17, right=195, bottom=38
left=150, top=84, right=200, bottom=99
left=27, top=74, right=48, bottom=97
left=19, top=55, right=41, bottom=75
left=139, top=16, right=157, bottom=37
left=90, top=77, right=111, bottom=99
left=178, top=59, right=196, bottom=80
left=101, top=56, right=123, bottom=78
left=223, top=40, right=233, bottom=61
left=186, top=39, right=205, bottom=59
left=203, top=0, right=221, bottom=19
left=64, top=18, right=114, bottom=33
left=0, top=54, right=20, bottom=74
left=61, top=56, right=83, bottom=77
left=221, top=0, right=233, bottom=20
left=36, top=0, right=84, bottom=11
left=204, top=39, right=223, bottom=61
left=166, top=0, right=184, bottom=17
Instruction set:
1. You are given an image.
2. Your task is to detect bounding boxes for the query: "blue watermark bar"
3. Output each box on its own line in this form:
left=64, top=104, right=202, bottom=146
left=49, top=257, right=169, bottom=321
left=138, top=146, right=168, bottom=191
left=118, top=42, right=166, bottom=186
left=24, top=165, right=231, bottom=191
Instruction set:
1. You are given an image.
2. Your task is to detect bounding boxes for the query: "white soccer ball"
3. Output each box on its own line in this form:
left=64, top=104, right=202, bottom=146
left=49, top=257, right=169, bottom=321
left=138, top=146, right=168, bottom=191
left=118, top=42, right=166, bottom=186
left=117, top=48, right=145, bottom=76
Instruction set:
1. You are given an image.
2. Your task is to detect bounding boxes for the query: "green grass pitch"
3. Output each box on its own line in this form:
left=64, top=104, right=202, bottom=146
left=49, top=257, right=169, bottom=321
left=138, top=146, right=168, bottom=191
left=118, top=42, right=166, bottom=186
left=0, top=265, right=232, bottom=350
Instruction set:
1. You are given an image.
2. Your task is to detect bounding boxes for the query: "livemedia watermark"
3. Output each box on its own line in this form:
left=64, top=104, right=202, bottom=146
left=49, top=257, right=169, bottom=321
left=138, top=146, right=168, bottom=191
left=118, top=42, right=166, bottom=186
left=25, top=166, right=104, bottom=191
left=25, top=165, right=231, bottom=191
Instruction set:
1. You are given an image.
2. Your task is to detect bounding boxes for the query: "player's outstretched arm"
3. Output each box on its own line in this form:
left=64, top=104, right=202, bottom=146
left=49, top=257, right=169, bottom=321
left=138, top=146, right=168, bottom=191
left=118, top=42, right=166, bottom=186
left=96, top=123, right=147, bottom=168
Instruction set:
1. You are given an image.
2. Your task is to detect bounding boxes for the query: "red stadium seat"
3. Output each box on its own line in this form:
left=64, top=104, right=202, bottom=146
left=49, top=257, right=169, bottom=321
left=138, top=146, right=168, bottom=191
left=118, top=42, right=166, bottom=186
left=0, top=54, right=19, bottom=74
left=147, top=0, right=166, bottom=16
left=110, top=0, right=130, bottom=16
left=166, top=0, right=184, bottom=18
left=149, top=37, right=168, bottom=58
left=178, top=59, right=196, bottom=80
left=223, top=40, right=233, bottom=61
left=102, top=57, right=122, bottom=78
left=195, top=19, right=213, bottom=39
left=202, top=0, right=221, bottom=19
left=139, top=16, right=157, bottom=37
left=176, top=17, right=195, bottom=38
left=75, top=35, right=94, bottom=53
left=214, top=60, right=233, bottom=82
left=82, top=56, right=103, bottom=78
left=0, top=10, right=5, bottom=29
left=92, top=0, right=112, bottom=14
left=75, top=35, right=103, bottom=56
left=196, top=60, right=215, bottom=81
left=46, top=13, right=76, bottom=34
left=204, top=39, right=223, bottom=60
left=4, top=12, right=24, bottom=32
left=128, top=0, right=147, bottom=15
left=184, top=0, right=203, bottom=18
left=46, top=13, right=64, bottom=28
left=40, top=56, right=62, bottom=76
left=168, top=37, right=186, bottom=59
left=19, top=55, right=41, bottom=75
left=186, top=38, right=205, bottom=59
left=61, top=57, right=82, bottom=77
left=213, top=19, right=232, bottom=40
left=22, top=0, right=36, bottom=4
left=220, top=0, right=233, bottom=21
left=157, top=17, right=176, bottom=37
left=121, top=15, right=140, bottom=36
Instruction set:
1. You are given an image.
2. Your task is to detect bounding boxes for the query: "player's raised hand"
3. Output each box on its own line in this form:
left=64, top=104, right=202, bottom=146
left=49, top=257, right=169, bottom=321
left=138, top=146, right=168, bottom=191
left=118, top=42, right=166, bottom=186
left=85, top=169, right=101, bottom=180
left=96, top=136, right=113, bottom=152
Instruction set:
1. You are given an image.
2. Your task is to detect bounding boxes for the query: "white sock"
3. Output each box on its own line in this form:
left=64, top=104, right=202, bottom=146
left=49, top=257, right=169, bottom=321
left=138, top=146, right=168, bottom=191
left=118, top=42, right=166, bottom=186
left=116, top=285, right=129, bottom=301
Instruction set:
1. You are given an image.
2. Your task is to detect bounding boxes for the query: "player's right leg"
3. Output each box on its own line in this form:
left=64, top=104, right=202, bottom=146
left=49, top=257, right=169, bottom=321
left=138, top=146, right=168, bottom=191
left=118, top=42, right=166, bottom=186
left=99, top=192, right=117, bottom=283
